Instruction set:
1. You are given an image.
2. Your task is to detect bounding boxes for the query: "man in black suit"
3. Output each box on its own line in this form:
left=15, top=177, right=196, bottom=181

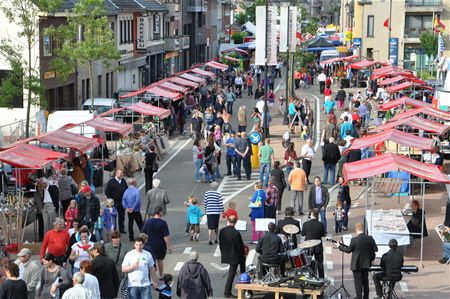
left=335, top=222, right=378, bottom=299
left=91, top=243, right=120, bottom=299
left=373, top=239, right=404, bottom=299
left=308, top=176, right=330, bottom=232
left=256, top=222, right=284, bottom=276
left=301, top=208, right=325, bottom=278
left=276, top=206, right=301, bottom=248
left=219, top=215, right=245, bottom=298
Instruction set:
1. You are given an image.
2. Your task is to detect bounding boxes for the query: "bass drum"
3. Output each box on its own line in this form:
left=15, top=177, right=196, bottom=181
left=287, top=248, right=308, bottom=269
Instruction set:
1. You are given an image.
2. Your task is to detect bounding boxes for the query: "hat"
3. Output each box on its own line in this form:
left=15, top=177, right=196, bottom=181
left=17, top=248, right=32, bottom=257
left=81, top=186, right=92, bottom=193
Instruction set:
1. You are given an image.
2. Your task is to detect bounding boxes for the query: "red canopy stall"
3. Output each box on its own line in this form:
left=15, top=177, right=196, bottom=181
left=82, top=117, right=133, bottom=136
left=390, top=107, right=450, bottom=122
left=369, top=116, right=450, bottom=136
left=190, top=68, right=216, bottom=78
left=206, top=61, right=228, bottom=71
left=350, top=60, right=378, bottom=69
left=0, top=144, right=66, bottom=169
left=158, top=82, right=189, bottom=94
left=378, top=96, right=432, bottom=111
left=168, top=76, right=199, bottom=88
left=180, top=73, right=206, bottom=84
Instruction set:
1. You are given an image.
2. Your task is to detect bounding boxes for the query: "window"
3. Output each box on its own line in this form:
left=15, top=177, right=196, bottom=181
left=405, top=15, right=433, bottom=38
left=153, top=15, right=161, bottom=40
left=110, top=72, right=113, bottom=97
left=367, top=15, right=374, bottom=37
left=97, top=75, right=102, bottom=96
left=110, top=22, right=115, bottom=39
left=120, top=20, right=123, bottom=44
left=128, top=20, right=132, bottom=43
left=43, top=35, right=52, bottom=56
left=106, top=73, right=110, bottom=98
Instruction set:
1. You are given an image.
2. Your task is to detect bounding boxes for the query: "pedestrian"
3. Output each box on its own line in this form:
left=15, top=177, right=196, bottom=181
left=145, top=179, right=170, bottom=218
left=219, top=215, right=245, bottom=298
left=183, top=196, right=194, bottom=236
left=144, top=145, right=158, bottom=192
left=104, top=169, right=128, bottom=234
left=40, top=218, right=70, bottom=266
left=80, top=153, right=94, bottom=187
left=37, top=253, right=71, bottom=299
left=91, top=243, right=120, bottom=299
left=246, top=72, right=253, bottom=96
left=187, top=198, right=205, bottom=242
left=270, top=161, right=286, bottom=213
left=141, top=206, right=172, bottom=279
left=94, top=209, right=104, bottom=243
left=308, top=176, right=330, bottom=232
left=284, top=142, right=297, bottom=178
left=64, top=199, right=78, bottom=231
left=300, top=138, right=315, bottom=184
left=204, top=182, right=224, bottom=245
left=71, top=157, right=85, bottom=186
left=14, top=248, right=40, bottom=299
left=223, top=200, right=239, bottom=221
left=336, top=85, right=346, bottom=110
left=79, top=260, right=100, bottom=299
left=249, top=182, right=266, bottom=243
left=235, top=132, right=252, bottom=180
left=288, top=161, right=307, bottom=216
left=61, top=272, right=93, bottom=299
left=225, top=132, right=237, bottom=176
left=40, top=178, right=57, bottom=237
left=176, top=251, right=213, bottom=299
left=190, top=111, right=204, bottom=140
left=258, top=138, right=275, bottom=187
left=104, top=231, right=129, bottom=282
left=323, top=96, right=336, bottom=114
left=302, top=209, right=326, bottom=278
left=122, top=237, right=158, bottom=299
left=322, top=137, right=341, bottom=185
left=318, top=71, right=326, bottom=94
left=320, top=119, right=336, bottom=147
left=254, top=84, right=264, bottom=100
left=340, top=117, right=353, bottom=139
left=0, top=262, right=27, bottom=299
left=234, top=75, right=242, bottom=99
left=333, top=201, right=345, bottom=234
left=203, top=138, right=217, bottom=183
left=78, top=185, right=100, bottom=230
left=33, top=178, right=46, bottom=241
left=192, top=139, right=205, bottom=183
left=337, top=176, right=351, bottom=231
left=103, top=198, right=117, bottom=242
left=156, top=274, right=173, bottom=299
left=265, top=179, right=279, bottom=219
left=122, top=178, right=143, bottom=242
left=237, top=105, right=247, bottom=133
left=69, top=227, right=94, bottom=273
left=58, top=168, right=78, bottom=216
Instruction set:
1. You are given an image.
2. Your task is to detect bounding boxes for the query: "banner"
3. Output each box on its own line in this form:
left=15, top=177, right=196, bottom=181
left=255, top=6, right=278, bottom=65
left=279, top=6, right=288, bottom=53
left=289, top=6, right=298, bottom=52
left=255, top=6, right=266, bottom=65
left=267, top=6, right=278, bottom=65
left=389, top=38, right=399, bottom=66
left=137, top=17, right=147, bottom=51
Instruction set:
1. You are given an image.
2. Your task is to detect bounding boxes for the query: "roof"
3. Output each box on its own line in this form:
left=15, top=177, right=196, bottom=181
left=390, top=107, right=450, bottom=122
left=58, top=0, right=120, bottom=14
left=180, top=73, right=206, bottom=84
left=168, top=76, right=199, bottom=88
left=190, top=68, right=216, bottom=78
left=57, top=0, right=166, bottom=15
left=82, top=117, right=133, bottom=135
left=82, top=98, right=116, bottom=106
left=306, top=37, right=335, bottom=48
left=158, top=82, right=188, bottom=94
left=146, top=86, right=183, bottom=100
left=378, top=76, right=406, bottom=86
left=36, top=129, right=99, bottom=152
left=343, top=153, right=450, bottom=183
left=134, top=0, right=167, bottom=11
left=0, top=144, right=67, bottom=169
left=126, top=102, right=171, bottom=119
left=349, top=60, right=378, bottom=69
left=343, top=129, right=435, bottom=156
left=369, top=116, right=450, bottom=136
left=378, top=96, right=432, bottom=111
left=206, top=61, right=228, bottom=71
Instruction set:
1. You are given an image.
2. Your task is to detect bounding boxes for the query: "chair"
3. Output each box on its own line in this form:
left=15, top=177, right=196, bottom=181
left=382, top=278, right=402, bottom=299
left=260, top=262, right=282, bottom=285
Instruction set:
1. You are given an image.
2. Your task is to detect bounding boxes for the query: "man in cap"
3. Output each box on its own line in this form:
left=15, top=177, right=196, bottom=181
left=15, top=248, right=40, bottom=299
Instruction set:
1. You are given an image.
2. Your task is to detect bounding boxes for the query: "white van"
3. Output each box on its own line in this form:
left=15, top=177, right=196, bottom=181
left=47, top=110, right=96, bottom=137
left=320, top=47, right=351, bottom=63
left=82, top=98, right=119, bottom=114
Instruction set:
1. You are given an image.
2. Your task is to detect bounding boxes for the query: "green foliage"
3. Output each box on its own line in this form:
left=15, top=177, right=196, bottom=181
left=231, top=32, right=248, bottom=44
left=47, top=0, right=120, bottom=109
left=293, top=51, right=315, bottom=68
left=235, top=0, right=265, bottom=24
left=0, top=43, right=23, bottom=108
left=303, top=17, right=320, bottom=36
left=420, top=31, right=438, bottom=60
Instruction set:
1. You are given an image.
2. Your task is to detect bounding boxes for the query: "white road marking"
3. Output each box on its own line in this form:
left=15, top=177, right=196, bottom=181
left=352, top=202, right=359, bottom=208
left=326, top=261, right=334, bottom=270
left=210, top=262, right=229, bottom=271
left=223, top=182, right=257, bottom=204
left=217, top=175, right=228, bottom=193
left=200, top=216, right=207, bottom=225
left=325, top=246, right=332, bottom=255
left=347, top=211, right=351, bottom=216
left=174, top=262, right=184, bottom=271
left=214, top=245, right=221, bottom=257
left=399, top=282, right=409, bottom=292
left=246, top=249, right=256, bottom=267
left=328, top=277, right=335, bottom=286
left=183, top=247, right=192, bottom=254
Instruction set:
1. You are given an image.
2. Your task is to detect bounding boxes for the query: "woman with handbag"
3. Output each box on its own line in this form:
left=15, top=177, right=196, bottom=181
left=270, top=161, right=286, bottom=213
left=249, top=182, right=266, bottom=244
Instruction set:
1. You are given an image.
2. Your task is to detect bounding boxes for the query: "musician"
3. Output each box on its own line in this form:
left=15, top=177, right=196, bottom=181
left=301, top=208, right=325, bottom=278
left=334, top=222, right=377, bottom=299
left=372, top=239, right=404, bottom=299
left=275, top=206, right=301, bottom=248
left=256, top=222, right=284, bottom=275
left=406, top=200, right=428, bottom=239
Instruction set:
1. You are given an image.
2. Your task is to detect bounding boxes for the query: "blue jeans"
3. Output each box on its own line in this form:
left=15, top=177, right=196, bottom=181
left=95, top=228, right=103, bottom=241
left=226, top=154, right=237, bottom=175
left=128, top=286, right=152, bottom=299
left=443, top=242, right=450, bottom=259
left=286, top=165, right=293, bottom=190
left=259, top=162, right=271, bottom=187
left=319, top=209, right=327, bottom=232
left=194, top=159, right=203, bottom=181
left=323, top=163, right=336, bottom=185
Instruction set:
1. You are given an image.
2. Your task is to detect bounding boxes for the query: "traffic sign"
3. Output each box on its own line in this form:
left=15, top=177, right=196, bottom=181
left=249, top=132, right=262, bottom=144
left=353, top=37, right=362, bottom=47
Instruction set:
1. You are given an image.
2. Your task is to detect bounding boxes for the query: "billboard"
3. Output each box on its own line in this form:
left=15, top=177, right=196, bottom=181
left=255, top=6, right=278, bottom=65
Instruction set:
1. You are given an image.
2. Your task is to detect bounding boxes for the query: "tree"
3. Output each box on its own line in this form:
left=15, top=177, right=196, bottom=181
left=234, top=0, right=265, bottom=25
left=48, top=0, right=120, bottom=111
left=0, top=0, right=61, bottom=137
left=0, top=43, right=24, bottom=108
left=420, top=31, right=438, bottom=73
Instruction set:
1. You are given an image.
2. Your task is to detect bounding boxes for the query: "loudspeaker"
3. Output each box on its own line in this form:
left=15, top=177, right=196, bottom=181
left=444, top=202, right=450, bottom=227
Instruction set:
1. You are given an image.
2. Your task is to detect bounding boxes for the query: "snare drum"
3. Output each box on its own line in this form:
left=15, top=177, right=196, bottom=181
left=287, top=248, right=308, bottom=269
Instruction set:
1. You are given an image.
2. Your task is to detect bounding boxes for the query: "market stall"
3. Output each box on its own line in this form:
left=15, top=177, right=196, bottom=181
left=369, top=116, right=450, bottom=136
left=390, top=107, right=450, bottom=122
left=378, top=96, right=432, bottom=111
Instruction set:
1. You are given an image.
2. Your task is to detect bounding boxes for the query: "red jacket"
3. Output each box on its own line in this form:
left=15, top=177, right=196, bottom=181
left=65, top=207, right=79, bottom=230
left=40, top=229, right=70, bottom=259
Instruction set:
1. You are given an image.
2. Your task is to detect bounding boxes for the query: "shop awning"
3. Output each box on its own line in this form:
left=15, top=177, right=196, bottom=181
left=342, top=54, right=359, bottom=61
left=190, top=68, right=216, bottom=78
left=344, top=129, right=434, bottom=156
left=379, top=76, right=406, bottom=86
left=158, top=82, right=189, bottom=94
left=168, top=76, right=199, bottom=88
left=369, top=116, right=450, bottom=136
left=126, top=102, right=171, bottom=119
left=391, top=107, right=450, bottom=122
left=378, top=96, right=432, bottom=111
left=221, top=48, right=249, bottom=55
left=372, top=68, right=414, bottom=80
left=206, top=61, right=228, bottom=71
left=82, top=117, right=133, bottom=136
left=349, top=60, right=378, bottom=69
left=97, top=107, right=124, bottom=117
left=343, top=152, right=450, bottom=183
left=145, top=86, right=183, bottom=100
left=320, top=57, right=341, bottom=65
left=36, top=129, right=100, bottom=152
left=0, top=144, right=67, bottom=168
left=180, top=73, right=206, bottom=84
left=119, top=85, right=152, bottom=99
left=224, top=55, right=241, bottom=63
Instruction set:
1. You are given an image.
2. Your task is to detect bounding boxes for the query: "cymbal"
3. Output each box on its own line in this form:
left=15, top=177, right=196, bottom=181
left=283, top=224, right=300, bottom=234
left=298, top=239, right=321, bottom=249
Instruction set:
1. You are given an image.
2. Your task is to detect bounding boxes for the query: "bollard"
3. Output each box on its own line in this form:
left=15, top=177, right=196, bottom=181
left=251, top=144, right=260, bottom=169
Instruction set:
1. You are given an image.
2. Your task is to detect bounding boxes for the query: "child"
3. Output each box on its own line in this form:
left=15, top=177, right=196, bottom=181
left=214, top=125, right=222, bottom=147
left=157, top=273, right=173, bottom=299
left=187, top=198, right=205, bottom=242
left=277, top=96, right=284, bottom=116
left=94, top=209, right=104, bottom=243
left=183, top=195, right=194, bottom=236
left=333, top=201, right=345, bottom=234
left=65, top=200, right=78, bottom=230
left=222, top=201, right=238, bottom=221
left=103, top=198, right=117, bottom=242
left=300, top=127, right=310, bottom=140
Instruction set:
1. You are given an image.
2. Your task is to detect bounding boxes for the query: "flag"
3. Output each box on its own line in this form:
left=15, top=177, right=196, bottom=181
left=383, top=18, right=391, bottom=31
left=438, top=33, right=445, bottom=52
left=434, top=15, right=446, bottom=32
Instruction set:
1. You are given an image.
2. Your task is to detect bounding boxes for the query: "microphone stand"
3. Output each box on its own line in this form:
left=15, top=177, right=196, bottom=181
left=329, top=238, right=350, bottom=299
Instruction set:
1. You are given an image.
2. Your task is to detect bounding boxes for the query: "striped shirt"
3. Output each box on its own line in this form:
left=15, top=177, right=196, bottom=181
left=204, top=191, right=224, bottom=215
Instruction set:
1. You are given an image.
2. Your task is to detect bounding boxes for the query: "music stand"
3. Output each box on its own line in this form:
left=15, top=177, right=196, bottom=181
left=329, top=237, right=350, bottom=299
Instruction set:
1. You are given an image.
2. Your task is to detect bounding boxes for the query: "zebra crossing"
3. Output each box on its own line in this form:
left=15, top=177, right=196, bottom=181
left=217, top=170, right=260, bottom=204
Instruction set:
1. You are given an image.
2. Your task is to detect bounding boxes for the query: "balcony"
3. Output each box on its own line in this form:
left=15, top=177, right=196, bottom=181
left=180, top=35, right=190, bottom=49
left=187, top=0, right=207, bottom=12
left=165, top=3, right=181, bottom=15
left=165, top=37, right=180, bottom=52
left=406, top=0, right=443, bottom=12
left=407, top=0, right=442, bottom=5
